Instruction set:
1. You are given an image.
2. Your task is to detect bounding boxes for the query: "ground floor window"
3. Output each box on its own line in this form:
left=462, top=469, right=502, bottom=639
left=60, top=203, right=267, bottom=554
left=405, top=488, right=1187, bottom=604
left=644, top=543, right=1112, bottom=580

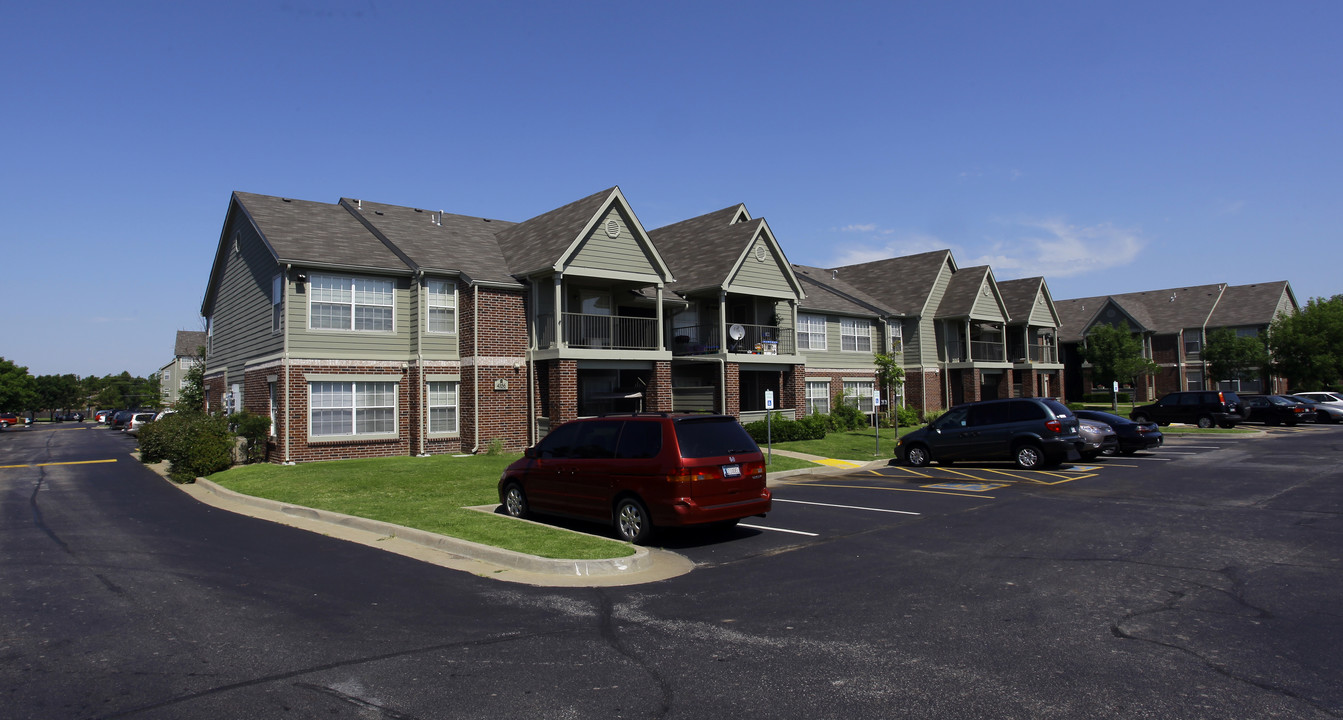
left=805, top=381, right=830, bottom=415
left=310, top=381, right=396, bottom=437
left=1185, top=371, right=1204, bottom=391
left=428, top=381, right=459, bottom=434
left=843, top=380, right=875, bottom=413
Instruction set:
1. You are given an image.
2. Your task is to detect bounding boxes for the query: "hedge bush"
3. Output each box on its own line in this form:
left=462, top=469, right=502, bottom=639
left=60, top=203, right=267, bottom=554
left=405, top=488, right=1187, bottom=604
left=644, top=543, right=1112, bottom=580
left=896, top=405, right=922, bottom=427
left=743, top=412, right=828, bottom=443
left=1082, top=392, right=1132, bottom=403
left=138, top=413, right=234, bottom=483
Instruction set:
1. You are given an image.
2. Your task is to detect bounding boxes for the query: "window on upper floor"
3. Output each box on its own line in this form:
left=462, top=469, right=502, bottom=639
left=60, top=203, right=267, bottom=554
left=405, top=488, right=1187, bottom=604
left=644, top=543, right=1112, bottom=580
left=427, top=279, right=457, bottom=334
left=310, top=273, right=394, bottom=332
left=841, top=318, right=872, bottom=352
left=889, top=321, right=903, bottom=353
left=798, top=314, right=827, bottom=351
left=1184, top=329, right=1202, bottom=358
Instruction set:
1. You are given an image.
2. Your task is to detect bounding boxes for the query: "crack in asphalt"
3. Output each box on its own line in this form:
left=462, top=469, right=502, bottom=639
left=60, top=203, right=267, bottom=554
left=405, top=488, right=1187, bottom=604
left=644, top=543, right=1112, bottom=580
left=594, top=589, right=673, bottom=719
left=293, top=681, right=424, bottom=719
left=90, top=630, right=572, bottom=719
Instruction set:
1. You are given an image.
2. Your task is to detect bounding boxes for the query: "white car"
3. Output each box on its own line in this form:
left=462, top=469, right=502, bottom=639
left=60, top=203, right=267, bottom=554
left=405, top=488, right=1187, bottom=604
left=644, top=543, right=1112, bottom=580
left=1291, top=391, right=1343, bottom=407
left=125, top=412, right=157, bottom=436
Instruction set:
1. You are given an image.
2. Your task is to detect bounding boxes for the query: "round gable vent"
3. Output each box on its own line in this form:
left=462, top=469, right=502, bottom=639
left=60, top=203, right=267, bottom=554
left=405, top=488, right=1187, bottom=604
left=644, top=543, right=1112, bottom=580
left=605, top=219, right=620, bottom=238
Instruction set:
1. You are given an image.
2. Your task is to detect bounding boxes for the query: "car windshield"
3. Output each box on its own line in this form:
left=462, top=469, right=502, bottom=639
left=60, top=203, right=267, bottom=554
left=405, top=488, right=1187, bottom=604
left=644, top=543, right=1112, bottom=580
left=674, top=417, right=758, bottom=458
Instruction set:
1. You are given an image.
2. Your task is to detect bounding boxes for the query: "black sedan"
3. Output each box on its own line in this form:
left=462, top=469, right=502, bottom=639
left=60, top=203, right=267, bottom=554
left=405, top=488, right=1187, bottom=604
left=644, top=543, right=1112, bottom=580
left=1240, top=395, right=1311, bottom=426
left=1074, top=410, right=1164, bottom=455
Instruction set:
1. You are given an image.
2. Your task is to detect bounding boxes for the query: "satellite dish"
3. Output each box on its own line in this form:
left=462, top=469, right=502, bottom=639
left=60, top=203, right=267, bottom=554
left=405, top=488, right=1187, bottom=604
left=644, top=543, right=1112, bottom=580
left=729, top=324, right=746, bottom=341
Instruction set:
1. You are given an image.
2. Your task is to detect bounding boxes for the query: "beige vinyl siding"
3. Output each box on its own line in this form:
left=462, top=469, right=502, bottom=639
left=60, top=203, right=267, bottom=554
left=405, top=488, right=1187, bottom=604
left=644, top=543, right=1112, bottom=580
left=419, top=277, right=460, bottom=358
left=1026, top=289, right=1056, bottom=326
left=917, top=263, right=955, bottom=364
left=567, top=207, right=660, bottom=275
left=1274, top=288, right=1295, bottom=320
left=802, top=315, right=878, bottom=370
left=970, top=281, right=1005, bottom=320
left=727, top=239, right=793, bottom=295
left=899, top=317, right=920, bottom=361
left=288, top=274, right=414, bottom=360
left=209, top=218, right=284, bottom=374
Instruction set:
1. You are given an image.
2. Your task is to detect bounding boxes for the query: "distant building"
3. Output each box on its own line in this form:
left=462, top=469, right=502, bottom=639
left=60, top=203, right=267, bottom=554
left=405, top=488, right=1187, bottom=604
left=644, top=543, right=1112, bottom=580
left=1056, top=282, right=1298, bottom=400
left=159, top=330, right=206, bottom=407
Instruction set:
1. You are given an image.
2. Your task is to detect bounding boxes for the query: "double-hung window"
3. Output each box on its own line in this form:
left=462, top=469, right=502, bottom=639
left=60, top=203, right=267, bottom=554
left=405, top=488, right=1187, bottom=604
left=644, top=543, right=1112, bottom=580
left=427, top=381, right=459, bottom=434
left=272, top=274, right=284, bottom=333
left=427, top=279, right=456, bottom=334
left=841, top=318, right=872, bottom=352
left=798, top=314, right=827, bottom=351
left=805, top=381, right=831, bottom=415
left=844, top=380, right=875, bottom=413
left=310, top=273, right=394, bottom=331
left=310, top=381, right=397, bottom=437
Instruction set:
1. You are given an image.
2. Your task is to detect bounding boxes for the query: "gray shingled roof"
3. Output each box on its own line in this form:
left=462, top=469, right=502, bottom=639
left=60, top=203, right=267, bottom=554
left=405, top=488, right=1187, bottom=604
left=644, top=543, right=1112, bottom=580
left=492, top=187, right=617, bottom=276
left=825, top=249, right=954, bottom=316
left=651, top=208, right=763, bottom=294
left=997, top=277, right=1044, bottom=324
left=935, top=266, right=998, bottom=319
left=343, top=199, right=519, bottom=287
left=233, top=192, right=408, bottom=272
left=1056, top=283, right=1234, bottom=342
left=173, top=330, right=207, bottom=358
left=1208, top=281, right=1294, bottom=327
left=793, top=264, right=897, bottom=316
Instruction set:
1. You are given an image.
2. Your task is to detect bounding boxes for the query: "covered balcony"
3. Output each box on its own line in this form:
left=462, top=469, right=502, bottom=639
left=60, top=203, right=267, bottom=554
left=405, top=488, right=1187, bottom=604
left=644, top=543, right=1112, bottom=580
left=671, top=322, right=795, bottom=356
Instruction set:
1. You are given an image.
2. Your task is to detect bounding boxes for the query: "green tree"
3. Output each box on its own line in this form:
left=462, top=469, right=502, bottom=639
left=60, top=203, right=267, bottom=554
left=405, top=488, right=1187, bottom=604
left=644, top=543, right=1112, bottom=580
left=1268, top=295, right=1343, bottom=390
left=1080, top=323, right=1160, bottom=410
left=1203, top=328, right=1270, bottom=389
left=873, top=351, right=906, bottom=425
left=0, top=357, right=36, bottom=412
left=175, top=348, right=206, bottom=413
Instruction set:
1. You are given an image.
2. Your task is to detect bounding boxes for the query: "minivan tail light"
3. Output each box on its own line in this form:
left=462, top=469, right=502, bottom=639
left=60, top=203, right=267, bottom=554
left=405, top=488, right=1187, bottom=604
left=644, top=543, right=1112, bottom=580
left=671, top=467, right=713, bottom=483
left=1045, top=419, right=1062, bottom=434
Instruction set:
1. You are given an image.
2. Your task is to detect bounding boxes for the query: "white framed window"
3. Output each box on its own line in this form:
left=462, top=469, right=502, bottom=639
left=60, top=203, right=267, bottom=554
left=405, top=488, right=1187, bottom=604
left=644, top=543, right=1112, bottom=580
left=310, top=273, right=394, bottom=332
left=268, top=382, right=277, bottom=437
left=426, top=279, right=457, bottom=334
left=841, top=318, right=872, bottom=352
left=805, top=381, right=831, bottom=415
left=428, top=381, right=459, bottom=434
left=889, top=321, right=903, bottom=353
left=310, top=381, right=397, bottom=437
left=798, top=314, right=827, bottom=351
left=272, top=274, right=284, bottom=334
left=844, top=380, right=875, bottom=413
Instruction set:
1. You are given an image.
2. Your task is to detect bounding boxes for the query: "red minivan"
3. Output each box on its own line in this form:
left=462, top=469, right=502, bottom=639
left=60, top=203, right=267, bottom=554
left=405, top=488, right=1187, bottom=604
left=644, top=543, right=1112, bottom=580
left=498, top=413, right=771, bottom=544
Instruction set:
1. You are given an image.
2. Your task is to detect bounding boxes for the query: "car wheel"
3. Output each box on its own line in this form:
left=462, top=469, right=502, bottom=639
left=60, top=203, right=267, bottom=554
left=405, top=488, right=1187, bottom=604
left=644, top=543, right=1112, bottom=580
left=502, top=482, right=529, bottom=519
left=1014, top=443, right=1044, bottom=470
left=1132, top=414, right=1150, bottom=424
left=904, top=444, right=932, bottom=467
left=1196, top=415, right=1214, bottom=429
left=614, top=497, right=653, bottom=545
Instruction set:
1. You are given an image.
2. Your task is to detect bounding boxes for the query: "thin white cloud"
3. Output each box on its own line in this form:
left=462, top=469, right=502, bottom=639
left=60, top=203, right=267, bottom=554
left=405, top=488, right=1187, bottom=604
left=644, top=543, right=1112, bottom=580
left=964, top=218, right=1145, bottom=279
left=823, top=217, right=1144, bottom=280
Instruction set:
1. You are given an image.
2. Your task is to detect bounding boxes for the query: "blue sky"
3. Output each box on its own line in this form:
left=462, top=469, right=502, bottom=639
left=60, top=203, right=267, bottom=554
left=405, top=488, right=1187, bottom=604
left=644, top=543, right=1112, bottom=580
left=3, top=1, right=1339, bottom=378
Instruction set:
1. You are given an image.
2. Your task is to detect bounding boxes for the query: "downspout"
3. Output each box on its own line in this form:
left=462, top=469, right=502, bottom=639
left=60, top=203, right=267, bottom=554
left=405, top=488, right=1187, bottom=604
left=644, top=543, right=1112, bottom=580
left=472, top=283, right=480, bottom=454
left=526, top=277, right=536, bottom=446
left=282, top=263, right=293, bottom=465
left=416, top=271, right=427, bottom=457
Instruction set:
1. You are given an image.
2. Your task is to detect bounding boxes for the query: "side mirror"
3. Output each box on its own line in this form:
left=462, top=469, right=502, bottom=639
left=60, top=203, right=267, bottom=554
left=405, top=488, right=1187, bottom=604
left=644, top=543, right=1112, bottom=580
left=523, top=446, right=538, bottom=459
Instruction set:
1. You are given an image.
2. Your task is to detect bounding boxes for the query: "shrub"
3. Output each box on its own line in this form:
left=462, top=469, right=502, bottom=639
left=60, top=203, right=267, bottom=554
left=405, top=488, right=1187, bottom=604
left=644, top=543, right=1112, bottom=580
left=137, top=412, right=234, bottom=482
left=485, top=438, right=506, bottom=456
left=924, top=409, right=945, bottom=424
left=1067, top=402, right=1086, bottom=412
left=829, top=402, right=868, bottom=432
left=1083, top=392, right=1131, bottom=403
left=229, top=410, right=272, bottom=463
left=896, top=405, right=922, bottom=427
left=743, top=412, right=827, bottom=443
left=137, top=413, right=182, bottom=464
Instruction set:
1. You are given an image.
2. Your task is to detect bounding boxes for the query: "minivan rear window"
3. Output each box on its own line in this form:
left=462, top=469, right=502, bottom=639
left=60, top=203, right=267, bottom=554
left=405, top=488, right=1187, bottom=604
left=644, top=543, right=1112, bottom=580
left=1041, top=399, right=1072, bottom=417
left=674, top=417, right=758, bottom=458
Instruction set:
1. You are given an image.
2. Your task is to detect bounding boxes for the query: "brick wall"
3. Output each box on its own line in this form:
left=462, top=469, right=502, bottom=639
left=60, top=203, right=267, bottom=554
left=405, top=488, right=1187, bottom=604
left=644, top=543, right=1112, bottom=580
left=279, top=363, right=411, bottom=464
left=780, top=365, right=806, bottom=413
left=725, top=363, right=741, bottom=417
left=645, top=361, right=673, bottom=412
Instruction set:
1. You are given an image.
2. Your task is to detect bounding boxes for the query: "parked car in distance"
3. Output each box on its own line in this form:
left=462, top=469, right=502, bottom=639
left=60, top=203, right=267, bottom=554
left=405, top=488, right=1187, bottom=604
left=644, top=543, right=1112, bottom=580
left=1239, top=394, right=1310, bottom=426
left=897, top=397, right=1084, bottom=470
left=125, top=412, right=157, bottom=436
left=1280, top=394, right=1343, bottom=424
left=1074, top=410, right=1164, bottom=455
left=0, top=413, right=19, bottom=427
left=1077, top=418, right=1119, bottom=461
left=94, top=410, right=113, bottom=423
left=1130, top=390, right=1244, bottom=428
left=1290, top=391, right=1343, bottom=409
left=110, top=410, right=137, bottom=430
left=498, top=413, right=771, bottom=544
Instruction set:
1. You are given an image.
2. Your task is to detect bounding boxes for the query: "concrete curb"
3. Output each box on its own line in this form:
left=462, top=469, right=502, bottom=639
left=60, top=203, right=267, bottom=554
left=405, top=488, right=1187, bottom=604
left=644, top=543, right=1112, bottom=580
left=192, top=478, right=654, bottom=577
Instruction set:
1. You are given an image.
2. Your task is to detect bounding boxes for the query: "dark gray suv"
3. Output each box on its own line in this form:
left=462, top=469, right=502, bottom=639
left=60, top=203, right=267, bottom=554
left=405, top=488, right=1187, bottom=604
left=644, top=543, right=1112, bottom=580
left=897, top=398, right=1084, bottom=469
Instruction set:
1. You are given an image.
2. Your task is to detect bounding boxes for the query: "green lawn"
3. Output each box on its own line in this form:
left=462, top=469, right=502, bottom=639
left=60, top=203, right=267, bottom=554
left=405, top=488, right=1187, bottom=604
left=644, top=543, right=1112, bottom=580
left=765, top=426, right=913, bottom=460
left=207, top=453, right=637, bottom=560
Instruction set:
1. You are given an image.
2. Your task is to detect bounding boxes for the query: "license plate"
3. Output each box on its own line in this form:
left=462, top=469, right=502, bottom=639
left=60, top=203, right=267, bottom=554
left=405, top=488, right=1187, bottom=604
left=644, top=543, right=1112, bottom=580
left=722, top=464, right=741, bottom=478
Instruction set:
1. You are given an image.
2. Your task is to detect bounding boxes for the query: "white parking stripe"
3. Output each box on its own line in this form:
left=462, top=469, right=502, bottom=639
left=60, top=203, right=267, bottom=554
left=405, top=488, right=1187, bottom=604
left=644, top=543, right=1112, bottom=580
left=740, top=523, right=819, bottom=537
left=774, top=498, right=921, bottom=516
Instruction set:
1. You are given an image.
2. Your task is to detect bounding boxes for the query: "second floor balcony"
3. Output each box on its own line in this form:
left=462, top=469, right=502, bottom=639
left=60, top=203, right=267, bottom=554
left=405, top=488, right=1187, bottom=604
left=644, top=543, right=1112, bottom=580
left=536, top=312, right=660, bottom=351
left=672, top=322, right=795, bottom=356
left=946, top=339, right=1006, bottom=363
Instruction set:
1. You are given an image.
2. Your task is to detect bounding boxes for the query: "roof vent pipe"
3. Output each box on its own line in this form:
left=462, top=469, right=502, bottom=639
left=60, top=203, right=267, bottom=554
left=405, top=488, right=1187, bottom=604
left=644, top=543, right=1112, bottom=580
left=832, top=270, right=838, bottom=280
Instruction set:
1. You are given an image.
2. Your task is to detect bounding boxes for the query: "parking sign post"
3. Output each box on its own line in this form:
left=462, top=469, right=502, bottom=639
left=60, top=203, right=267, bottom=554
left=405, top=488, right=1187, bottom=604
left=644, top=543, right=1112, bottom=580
left=764, top=390, right=774, bottom=464
left=872, top=390, right=881, bottom=455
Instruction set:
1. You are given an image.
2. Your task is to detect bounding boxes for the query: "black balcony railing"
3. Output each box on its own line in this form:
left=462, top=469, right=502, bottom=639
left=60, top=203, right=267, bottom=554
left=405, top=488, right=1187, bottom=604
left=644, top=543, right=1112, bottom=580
left=671, top=323, right=794, bottom=356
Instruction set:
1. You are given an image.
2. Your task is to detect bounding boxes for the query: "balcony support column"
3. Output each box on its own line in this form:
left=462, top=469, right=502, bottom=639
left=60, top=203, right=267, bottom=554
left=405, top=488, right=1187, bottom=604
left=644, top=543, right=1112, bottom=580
left=656, top=285, right=664, bottom=351
left=553, top=274, right=565, bottom=349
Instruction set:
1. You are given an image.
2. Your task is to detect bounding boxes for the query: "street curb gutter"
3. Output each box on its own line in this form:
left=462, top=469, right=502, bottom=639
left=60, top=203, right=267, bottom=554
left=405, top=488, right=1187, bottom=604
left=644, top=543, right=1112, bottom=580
left=193, top=478, right=654, bottom=577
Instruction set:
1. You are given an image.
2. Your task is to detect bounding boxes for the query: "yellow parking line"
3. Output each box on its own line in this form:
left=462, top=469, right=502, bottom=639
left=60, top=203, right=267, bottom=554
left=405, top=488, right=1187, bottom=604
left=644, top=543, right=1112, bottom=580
left=877, top=467, right=933, bottom=479
left=814, top=458, right=864, bottom=469
left=0, top=459, right=118, bottom=470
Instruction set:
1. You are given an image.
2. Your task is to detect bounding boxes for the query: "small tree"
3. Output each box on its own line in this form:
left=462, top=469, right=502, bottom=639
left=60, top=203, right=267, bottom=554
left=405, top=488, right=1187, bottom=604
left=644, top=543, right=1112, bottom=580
left=1203, top=328, right=1270, bottom=390
left=1268, top=295, right=1343, bottom=390
left=873, top=351, right=906, bottom=426
left=0, top=357, right=36, bottom=412
left=175, top=347, right=207, bottom=413
left=1080, top=323, right=1159, bottom=410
